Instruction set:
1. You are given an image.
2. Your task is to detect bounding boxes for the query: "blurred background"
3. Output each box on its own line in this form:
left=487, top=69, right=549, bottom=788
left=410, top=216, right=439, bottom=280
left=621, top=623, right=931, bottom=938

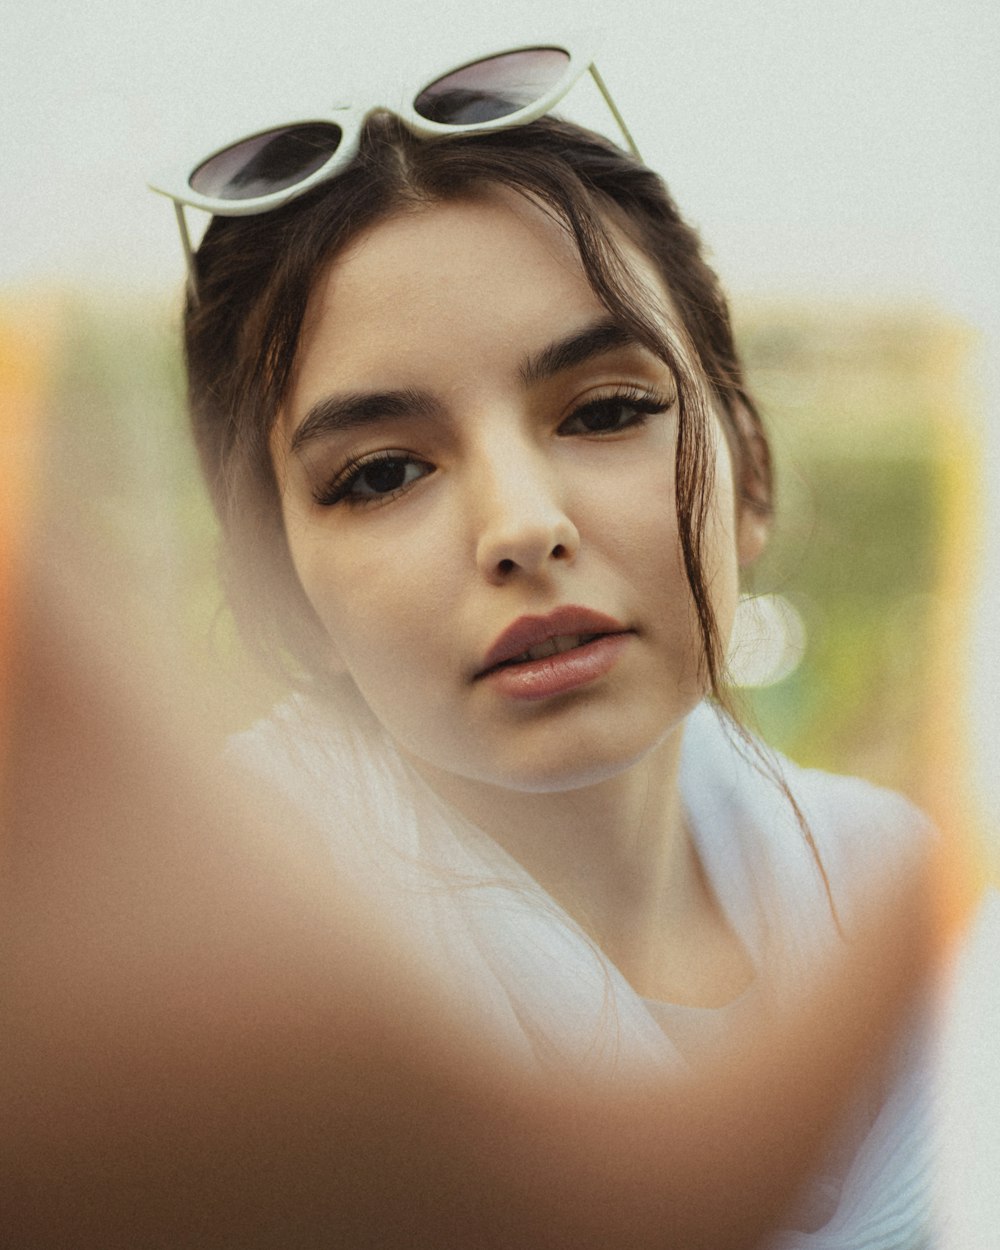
left=5, top=287, right=974, bottom=821
left=2, top=1, right=998, bottom=1241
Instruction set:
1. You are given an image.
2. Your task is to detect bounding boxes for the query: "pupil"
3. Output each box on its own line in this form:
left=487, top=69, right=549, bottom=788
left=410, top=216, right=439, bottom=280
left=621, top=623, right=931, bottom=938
left=587, top=402, right=622, bottom=430
left=363, top=461, right=406, bottom=493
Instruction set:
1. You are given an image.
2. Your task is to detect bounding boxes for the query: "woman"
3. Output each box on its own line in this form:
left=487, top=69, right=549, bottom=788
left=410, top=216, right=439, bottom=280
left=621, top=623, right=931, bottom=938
left=155, top=46, right=934, bottom=1246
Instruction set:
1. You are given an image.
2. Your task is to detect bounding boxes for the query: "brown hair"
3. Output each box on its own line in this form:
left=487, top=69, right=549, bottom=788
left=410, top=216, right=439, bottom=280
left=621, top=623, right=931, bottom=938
left=185, top=112, right=772, bottom=698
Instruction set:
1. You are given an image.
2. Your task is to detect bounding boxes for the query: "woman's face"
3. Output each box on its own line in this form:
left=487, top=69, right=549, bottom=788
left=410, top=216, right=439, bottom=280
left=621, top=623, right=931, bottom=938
left=271, top=189, right=762, bottom=793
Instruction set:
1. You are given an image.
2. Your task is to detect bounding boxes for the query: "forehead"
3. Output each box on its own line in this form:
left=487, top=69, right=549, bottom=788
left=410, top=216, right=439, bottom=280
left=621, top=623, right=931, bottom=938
left=288, top=188, right=674, bottom=396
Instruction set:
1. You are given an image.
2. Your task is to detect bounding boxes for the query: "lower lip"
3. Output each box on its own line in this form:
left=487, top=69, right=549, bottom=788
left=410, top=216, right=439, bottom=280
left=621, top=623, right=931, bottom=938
left=479, top=633, right=632, bottom=702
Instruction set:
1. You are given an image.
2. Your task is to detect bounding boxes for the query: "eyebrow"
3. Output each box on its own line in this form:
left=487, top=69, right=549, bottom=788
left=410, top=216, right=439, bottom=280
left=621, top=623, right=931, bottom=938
left=289, top=317, right=644, bottom=453
left=519, top=318, right=642, bottom=385
left=290, top=387, right=441, bottom=454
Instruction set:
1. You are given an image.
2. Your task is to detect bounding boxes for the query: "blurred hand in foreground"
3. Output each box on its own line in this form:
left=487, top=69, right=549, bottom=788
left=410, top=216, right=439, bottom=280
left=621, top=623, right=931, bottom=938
left=0, top=529, right=937, bottom=1250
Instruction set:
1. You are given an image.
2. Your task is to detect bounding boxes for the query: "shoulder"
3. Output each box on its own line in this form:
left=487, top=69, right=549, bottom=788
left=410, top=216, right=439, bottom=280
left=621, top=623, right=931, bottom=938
left=226, top=694, right=327, bottom=786
left=681, top=702, right=933, bottom=934
left=682, top=701, right=931, bottom=844
left=225, top=689, right=382, bottom=829
left=778, top=750, right=933, bottom=921
left=227, top=684, right=381, bottom=773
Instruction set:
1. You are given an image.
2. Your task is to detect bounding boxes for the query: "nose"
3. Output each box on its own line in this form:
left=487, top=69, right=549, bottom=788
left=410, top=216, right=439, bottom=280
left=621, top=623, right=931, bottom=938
left=473, top=447, right=580, bottom=584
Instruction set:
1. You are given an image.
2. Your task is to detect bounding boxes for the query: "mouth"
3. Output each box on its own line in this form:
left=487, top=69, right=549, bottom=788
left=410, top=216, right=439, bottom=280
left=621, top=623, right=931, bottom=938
left=475, top=607, right=632, bottom=680
left=483, top=632, right=608, bottom=673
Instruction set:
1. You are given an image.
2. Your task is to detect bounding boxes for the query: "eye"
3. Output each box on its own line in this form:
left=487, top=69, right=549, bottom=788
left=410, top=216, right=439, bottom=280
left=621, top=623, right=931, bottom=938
left=558, top=387, right=674, bottom=436
left=315, top=451, right=434, bottom=507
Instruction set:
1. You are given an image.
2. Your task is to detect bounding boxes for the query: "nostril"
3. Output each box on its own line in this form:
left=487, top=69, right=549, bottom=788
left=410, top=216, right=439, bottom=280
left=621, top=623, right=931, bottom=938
left=551, top=544, right=567, bottom=559
left=497, top=558, right=515, bottom=575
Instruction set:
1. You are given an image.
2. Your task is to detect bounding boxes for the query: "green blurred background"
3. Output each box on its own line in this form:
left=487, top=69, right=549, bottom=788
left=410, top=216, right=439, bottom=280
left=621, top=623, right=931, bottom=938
left=3, top=290, right=976, bottom=851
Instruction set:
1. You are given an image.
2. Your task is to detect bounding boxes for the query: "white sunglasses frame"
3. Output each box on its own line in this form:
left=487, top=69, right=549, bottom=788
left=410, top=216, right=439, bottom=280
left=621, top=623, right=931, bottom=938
left=148, top=41, right=641, bottom=296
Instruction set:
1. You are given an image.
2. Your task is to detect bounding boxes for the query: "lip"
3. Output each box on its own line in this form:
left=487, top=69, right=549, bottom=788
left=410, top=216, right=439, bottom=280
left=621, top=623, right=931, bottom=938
left=475, top=606, right=632, bottom=679
left=479, top=634, right=632, bottom=702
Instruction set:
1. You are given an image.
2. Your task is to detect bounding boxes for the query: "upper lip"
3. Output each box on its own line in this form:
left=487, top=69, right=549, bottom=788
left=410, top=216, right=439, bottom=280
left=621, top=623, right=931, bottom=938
left=475, top=606, right=631, bottom=678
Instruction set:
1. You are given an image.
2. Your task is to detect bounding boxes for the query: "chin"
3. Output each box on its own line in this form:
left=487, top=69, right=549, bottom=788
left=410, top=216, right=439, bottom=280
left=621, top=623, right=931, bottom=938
left=474, top=721, right=687, bottom=795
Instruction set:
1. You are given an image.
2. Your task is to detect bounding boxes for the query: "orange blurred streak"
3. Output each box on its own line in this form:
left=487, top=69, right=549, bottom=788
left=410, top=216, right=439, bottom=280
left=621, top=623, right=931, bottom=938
left=921, top=318, right=988, bottom=944
left=0, top=301, right=50, bottom=774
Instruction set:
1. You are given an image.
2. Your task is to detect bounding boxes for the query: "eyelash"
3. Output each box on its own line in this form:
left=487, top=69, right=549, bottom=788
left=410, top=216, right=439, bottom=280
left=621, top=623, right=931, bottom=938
left=313, top=449, right=433, bottom=508
left=556, top=384, right=674, bottom=437
left=313, top=384, right=675, bottom=509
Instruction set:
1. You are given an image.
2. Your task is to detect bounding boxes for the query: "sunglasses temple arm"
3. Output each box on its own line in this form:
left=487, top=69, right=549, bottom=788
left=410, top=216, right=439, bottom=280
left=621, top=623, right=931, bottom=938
left=174, top=201, right=200, bottom=306
left=588, top=65, right=642, bottom=161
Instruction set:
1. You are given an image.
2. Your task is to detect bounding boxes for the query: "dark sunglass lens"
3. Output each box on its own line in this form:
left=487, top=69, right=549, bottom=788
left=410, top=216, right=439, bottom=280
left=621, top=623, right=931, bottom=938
left=190, top=123, right=344, bottom=201
left=414, top=48, right=570, bottom=125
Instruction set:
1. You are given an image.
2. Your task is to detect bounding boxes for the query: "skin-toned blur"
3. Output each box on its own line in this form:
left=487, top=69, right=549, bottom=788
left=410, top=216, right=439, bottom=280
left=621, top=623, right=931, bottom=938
left=0, top=250, right=940, bottom=1243
left=0, top=506, right=934, bottom=1250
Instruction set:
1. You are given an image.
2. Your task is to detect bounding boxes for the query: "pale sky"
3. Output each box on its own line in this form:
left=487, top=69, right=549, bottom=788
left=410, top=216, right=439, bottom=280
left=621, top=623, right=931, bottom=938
left=5, top=0, right=997, bottom=314
left=6, top=2, right=1000, bottom=1239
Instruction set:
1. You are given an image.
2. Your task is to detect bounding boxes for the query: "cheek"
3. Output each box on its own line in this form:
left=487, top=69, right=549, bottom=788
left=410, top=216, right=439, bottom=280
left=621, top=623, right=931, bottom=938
left=295, top=543, right=463, bottom=760
left=612, top=428, right=742, bottom=664
left=284, top=508, right=457, bottom=685
left=588, top=457, right=685, bottom=594
left=282, top=511, right=379, bottom=663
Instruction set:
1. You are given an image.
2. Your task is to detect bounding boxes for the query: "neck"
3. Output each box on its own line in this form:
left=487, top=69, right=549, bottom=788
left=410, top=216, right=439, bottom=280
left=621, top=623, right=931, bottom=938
left=405, top=723, right=752, bottom=1006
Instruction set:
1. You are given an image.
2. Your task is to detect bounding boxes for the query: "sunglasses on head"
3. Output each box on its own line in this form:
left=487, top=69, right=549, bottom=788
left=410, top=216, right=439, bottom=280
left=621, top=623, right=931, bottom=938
left=148, top=41, right=640, bottom=295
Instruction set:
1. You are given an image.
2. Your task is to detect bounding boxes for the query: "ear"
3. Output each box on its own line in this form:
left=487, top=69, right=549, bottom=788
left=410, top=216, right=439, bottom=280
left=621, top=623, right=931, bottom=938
left=729, top=400, right=772, bottom=568
left=737, top=504, right=770, bottom=568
